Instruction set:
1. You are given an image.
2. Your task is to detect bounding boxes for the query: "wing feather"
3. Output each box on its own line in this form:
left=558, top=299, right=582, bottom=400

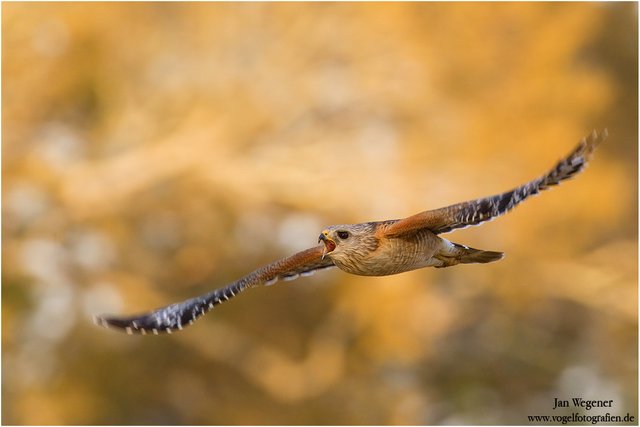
left=384, top=129, right=606, bottom=236
left=95, top=245, right=335, bottom=335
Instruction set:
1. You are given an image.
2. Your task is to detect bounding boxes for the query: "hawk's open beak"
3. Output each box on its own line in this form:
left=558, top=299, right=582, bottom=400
left=318, top=232, right=336, bottom=259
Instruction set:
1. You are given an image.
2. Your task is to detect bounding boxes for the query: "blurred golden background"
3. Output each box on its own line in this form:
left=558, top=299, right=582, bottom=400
left=3, top=2, right=637, bottom=425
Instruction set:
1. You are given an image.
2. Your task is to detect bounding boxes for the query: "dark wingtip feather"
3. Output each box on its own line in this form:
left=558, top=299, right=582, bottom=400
left=93, top=313, right=172, bottom=335
left=93, top=301, right=211, bottom=335
left=94, top=282, right=247, bottom=335
left=93, top=314, right=134, bottom=333
left=585, top=128, right=608, bottom=155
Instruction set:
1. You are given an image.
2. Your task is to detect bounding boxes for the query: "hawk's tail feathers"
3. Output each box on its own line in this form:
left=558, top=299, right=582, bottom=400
left=457, top=247, right=504, bottom=264
left=435, top=241, right=504, bottom=268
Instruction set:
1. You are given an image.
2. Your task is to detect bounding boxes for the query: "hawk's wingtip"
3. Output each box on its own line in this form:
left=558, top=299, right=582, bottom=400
left=590, top=128, right=608, bottom=146
left=93, top=314, right=137, bottom=334
left=93, top=314, right=109, bottom=328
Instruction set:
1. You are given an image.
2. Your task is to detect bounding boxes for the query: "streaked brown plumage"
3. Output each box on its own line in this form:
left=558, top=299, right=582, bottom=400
left=95, top=129, right=606, bottom=335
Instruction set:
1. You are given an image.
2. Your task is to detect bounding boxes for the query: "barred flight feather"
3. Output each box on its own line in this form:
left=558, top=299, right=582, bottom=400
left=390, top=129, right=607, bottom=236
left=95, top=247, right=335, bottom=334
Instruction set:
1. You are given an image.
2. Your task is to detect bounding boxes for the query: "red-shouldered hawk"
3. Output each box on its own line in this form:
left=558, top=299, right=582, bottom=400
left=95, top=129, right=607, bottom=335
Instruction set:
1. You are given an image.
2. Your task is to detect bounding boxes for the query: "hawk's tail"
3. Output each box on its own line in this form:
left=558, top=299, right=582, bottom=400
left=435, top=241, right=504, bottom=268
left=457, top=247, right=504, bottom=264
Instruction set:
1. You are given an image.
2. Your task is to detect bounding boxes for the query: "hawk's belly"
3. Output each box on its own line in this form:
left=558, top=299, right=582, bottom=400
left=331, top=230, right=443, bottom=276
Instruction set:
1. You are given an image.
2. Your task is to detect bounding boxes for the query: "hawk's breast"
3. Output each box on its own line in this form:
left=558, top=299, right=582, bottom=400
left=332, top=229, right=441, bottom=276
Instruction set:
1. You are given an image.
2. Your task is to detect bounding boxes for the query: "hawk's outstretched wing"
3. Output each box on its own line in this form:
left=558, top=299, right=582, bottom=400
left=95, top=245, right=335, bottom=335
left=384, top=129, right=607, bottom=237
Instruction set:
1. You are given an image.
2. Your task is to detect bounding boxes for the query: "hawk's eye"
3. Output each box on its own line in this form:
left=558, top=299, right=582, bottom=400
left=337, top=231, right=350, bottom=240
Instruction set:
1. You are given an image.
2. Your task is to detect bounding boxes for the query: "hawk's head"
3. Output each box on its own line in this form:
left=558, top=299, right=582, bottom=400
left=318, top=223, right=379, bottom=274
